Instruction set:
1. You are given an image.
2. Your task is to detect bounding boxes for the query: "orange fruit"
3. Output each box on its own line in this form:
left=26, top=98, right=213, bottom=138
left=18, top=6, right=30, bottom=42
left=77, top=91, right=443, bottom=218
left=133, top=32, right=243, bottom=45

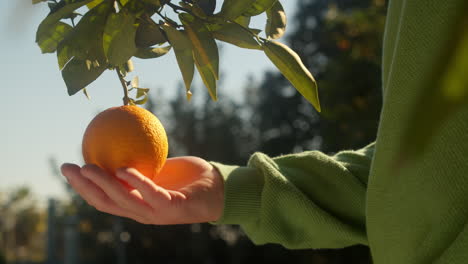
left=82, top=105, right=168, bottom=181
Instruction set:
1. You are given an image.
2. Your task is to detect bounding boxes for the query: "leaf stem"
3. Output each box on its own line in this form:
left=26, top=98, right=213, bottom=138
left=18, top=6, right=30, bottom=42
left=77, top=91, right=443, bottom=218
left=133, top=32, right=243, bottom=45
left=116, top=68, right=130, bottom=105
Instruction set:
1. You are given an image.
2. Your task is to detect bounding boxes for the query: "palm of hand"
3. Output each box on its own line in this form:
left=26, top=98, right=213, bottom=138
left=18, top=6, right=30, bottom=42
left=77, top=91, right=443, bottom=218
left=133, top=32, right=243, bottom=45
left=61, top=156, right=224, bottom=225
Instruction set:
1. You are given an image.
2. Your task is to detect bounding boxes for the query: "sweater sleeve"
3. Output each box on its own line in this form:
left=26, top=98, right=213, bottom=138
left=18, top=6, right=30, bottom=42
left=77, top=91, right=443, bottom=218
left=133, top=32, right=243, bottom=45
left=211, top=142, right=375, bottom=249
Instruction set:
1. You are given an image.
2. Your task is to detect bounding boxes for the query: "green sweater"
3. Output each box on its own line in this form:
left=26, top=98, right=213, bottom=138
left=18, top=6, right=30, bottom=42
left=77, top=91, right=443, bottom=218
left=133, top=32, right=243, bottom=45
left=212, top=0, right=468, bottom=263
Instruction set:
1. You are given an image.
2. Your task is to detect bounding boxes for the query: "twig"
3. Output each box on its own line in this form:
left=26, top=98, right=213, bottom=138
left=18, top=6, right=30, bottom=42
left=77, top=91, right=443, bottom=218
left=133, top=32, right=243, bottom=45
left=116, top=68, right=130, bottom=106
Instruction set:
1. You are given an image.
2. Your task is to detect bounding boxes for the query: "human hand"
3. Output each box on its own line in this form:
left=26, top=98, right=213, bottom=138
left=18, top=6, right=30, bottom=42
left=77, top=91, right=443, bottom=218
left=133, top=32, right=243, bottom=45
left=61, top=157, right=224, bottom=225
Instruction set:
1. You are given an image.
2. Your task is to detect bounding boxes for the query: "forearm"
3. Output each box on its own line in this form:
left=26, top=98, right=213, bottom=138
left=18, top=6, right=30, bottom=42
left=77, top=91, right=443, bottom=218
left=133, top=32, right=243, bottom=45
left=212, top=143, right=375, bottom=249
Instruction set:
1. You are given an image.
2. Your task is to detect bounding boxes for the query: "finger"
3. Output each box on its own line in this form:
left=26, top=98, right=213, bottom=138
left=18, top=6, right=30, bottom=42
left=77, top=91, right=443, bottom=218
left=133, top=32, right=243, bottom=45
left=80, top=164, right=153, bottom=215
left=61, top=164, right=149, bottom=223
left=116, top=168, right=176, bottom=204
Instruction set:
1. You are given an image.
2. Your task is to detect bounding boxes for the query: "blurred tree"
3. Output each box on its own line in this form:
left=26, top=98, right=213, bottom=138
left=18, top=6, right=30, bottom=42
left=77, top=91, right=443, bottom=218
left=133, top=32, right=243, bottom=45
left=0, top=187, right=45, bottom=263
left=249, top=0, right=386, bottom=154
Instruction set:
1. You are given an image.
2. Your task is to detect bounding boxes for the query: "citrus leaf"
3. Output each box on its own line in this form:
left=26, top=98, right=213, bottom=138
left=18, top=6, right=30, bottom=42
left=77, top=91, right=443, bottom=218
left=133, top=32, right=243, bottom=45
left=194, top=54, right=217, bottom=101
left=57, top=1, right=112, bottom=63
left=134, top=46, right=171, bottom=59
left=86, top=0, right=103, bottom=9
left=218, top=0, right=256, bottom=21
left=212, top=23, right=262, bottom=50
left=103, top=10, right=138, bottom=66
left=135, top=18, right=166, bottom=47
left=265, top=1, right=286, bottom=39
left=38, top=22, right=73, bottom=54
left=136, top=88, right=150, bottom=98
left=399, top=11, right=468, bottom=161
left=141, top=0, right=160, bottom=7
left=180, top=13, right=219, bottom=80
left=263, top=40, right=320, bottom=112
left=134, top=94, right=149, bottom=105
left=131, top=76, right=139, bottom=88
left=234, top=16, right=251, bottom=27
left=196, top=0, right=216, bottom=16
left=36, top=0, right=94, bottom=53
left=244, top=0, right=277, bottom=17
left=62, top=58, right=106, bottom=95
left=162, top=24, right=195, bottom=93
left=57, top=41, right=73, bottom=70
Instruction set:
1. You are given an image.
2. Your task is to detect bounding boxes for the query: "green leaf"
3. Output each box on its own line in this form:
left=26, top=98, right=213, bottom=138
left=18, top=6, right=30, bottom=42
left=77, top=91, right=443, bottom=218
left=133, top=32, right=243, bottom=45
left=86, top=0, right=103, bottom=9
left=265, top=1, right=286, bottom=39
left=141, top=0, right=160, bottom=6
left=135, top=18, right=167, bottom=47
left=212, top=23, right=262, bottom=50
left=263, top=40, right=320, bottom=112
left=398, top=12, right=468, bottom=162
left=196, top=0, right=216, bottom=16
left=162, top=24, right=195, bottom=93
left=218, top=0, right=256, bottom=21
left=180, top=13, right=219, bottom=80
left=57, top=1, right=113, bottom=63
left=103, top=10, right=138, bottom=66
left=244, top=0, right=277, bottom=17
left=194, top=55, right=217, bottom=101
left=62, top=58, right=106, bottom=95
left=136, top=88, right=150, bottom=98
left=234, top=16, right=251, bottom=27
left=37, top=22, right=73, bottom=54
left=134, top=46, right=171, bottom=59
left=134, top=94, right=149, bottom=105
left=36, top=0, right=94, bottom=53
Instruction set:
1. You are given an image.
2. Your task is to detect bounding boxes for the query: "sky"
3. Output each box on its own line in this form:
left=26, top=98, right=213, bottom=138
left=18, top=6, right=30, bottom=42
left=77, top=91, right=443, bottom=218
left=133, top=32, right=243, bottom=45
left=0, top=0, right=298, bottom=205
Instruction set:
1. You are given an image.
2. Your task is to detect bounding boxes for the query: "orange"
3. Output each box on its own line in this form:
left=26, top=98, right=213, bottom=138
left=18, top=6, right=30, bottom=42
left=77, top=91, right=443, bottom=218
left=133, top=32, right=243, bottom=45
left=82, top=105, right=168, bottom=181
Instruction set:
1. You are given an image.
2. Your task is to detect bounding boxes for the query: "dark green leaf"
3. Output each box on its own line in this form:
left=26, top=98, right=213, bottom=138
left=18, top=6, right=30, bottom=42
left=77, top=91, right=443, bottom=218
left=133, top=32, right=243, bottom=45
left=134, top=46, right=171, bottom=59
left=135, top=18, right=167, bottom=47
left=218, top=0, right=256, bottom=21
left=162, top=24, right=195, bottom=93
left=37, top=22, right=73, bottom=54
left=196, top=0, right=216, bottom=16
left=212, top=23, right=262, bottom=50
left=141, top=0, right=160, bottom=7
left=234, top=16, right=251, bottom=27
left=57, top=1, right=113, bottom=63
left=266, top=1, right=286, bottom=39
left=180, top=13, right=219, bottom=80
left=263, top=40, right=320, bottom=112
left=36, top=0, right=94, bottom=53
left=62, top=58, right=106, bottom=95
left=103, top=10, right=138, bottom=66
left=244, top=0, right=277, bottom=17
